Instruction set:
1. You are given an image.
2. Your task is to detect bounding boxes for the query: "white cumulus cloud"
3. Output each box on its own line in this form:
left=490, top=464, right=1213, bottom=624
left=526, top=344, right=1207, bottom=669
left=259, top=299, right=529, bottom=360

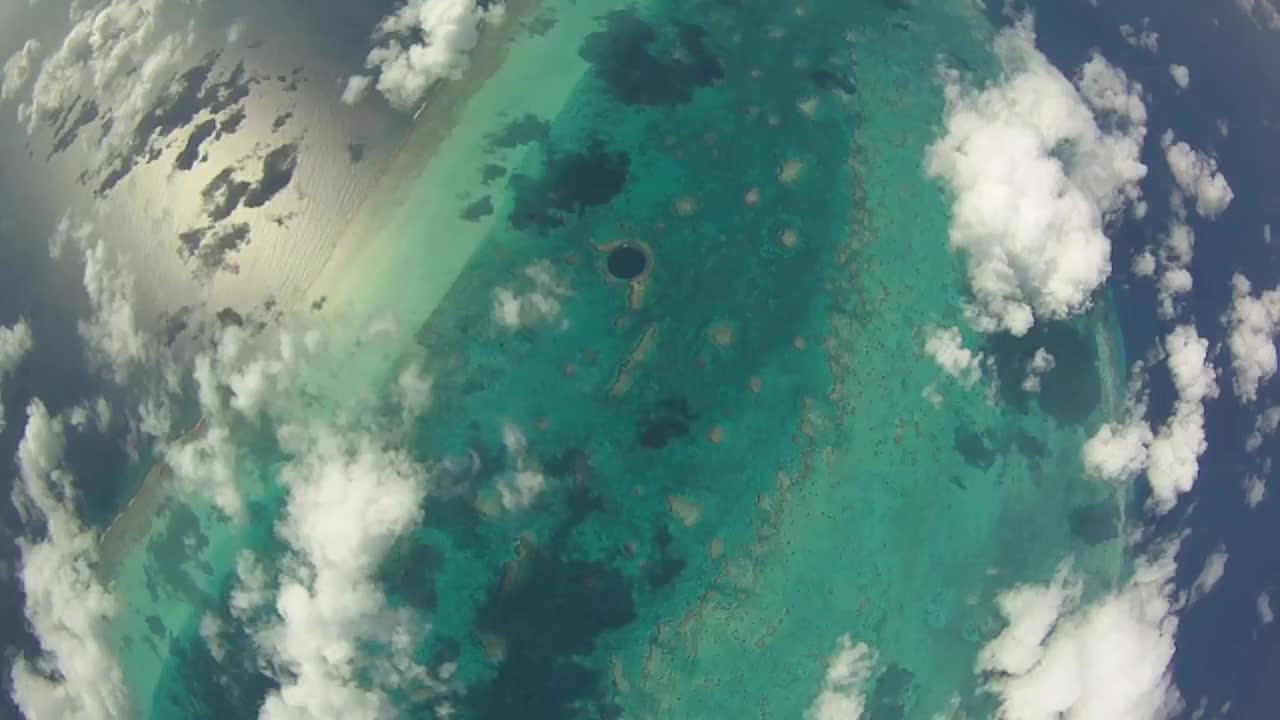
left=1119, top=20, right=1159, bottom=53
left=1083, top=414, right=1154, bottom=483
left=18, top=0, right=194, bottom=165
left=0, top=318, right=34, bottom=433
left=924, top=326, right=984, bottom=387
left=926, top=19, right=1147, bottom=335
left=9, top=400, right=129, bottom=720
left=1147, top=325, right=1218, bottom=514
left=164, top=423, right=245, bottom=521
left=79, top=239, right=150, bottom=385
left=1243, top=473, right=1266, bottom=508
left=1083, top=327, right=1216, bottom=515
left=1154, top=220, right=1195, bottom=320
left=978, top=547, right=1183, bottom=720
left=495, top=423, right=547, bottom=512
left=1188, top=544, right=1227, bottom=605
left=1, top=38, right=42, bottom=101
left=1245, top=405, right=1280, bottom=451
left=806, top=634, right=877, bottom=720
left=1161, top=131, right=1233, bottom=220
left=1022, top=348, right=1056, bottom=392
left=1168, top=64, right=1190, bottom=89
left=1226, top=273, right=1280, bottom=403
left=255, top=426, right=448, bottom=720
left=360, top=0, right=506, bottom=109
left=492, top=260, right=571, bottom=330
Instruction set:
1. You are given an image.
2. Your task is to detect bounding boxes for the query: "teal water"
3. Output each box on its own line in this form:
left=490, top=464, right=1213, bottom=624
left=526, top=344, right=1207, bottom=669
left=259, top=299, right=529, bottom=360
left=99, top=0, right=1140, bottom=718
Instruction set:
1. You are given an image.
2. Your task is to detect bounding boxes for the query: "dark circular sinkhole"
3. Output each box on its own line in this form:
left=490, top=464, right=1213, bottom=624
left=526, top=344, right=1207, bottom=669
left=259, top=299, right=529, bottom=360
left=607, top=245, right=647, bottom=281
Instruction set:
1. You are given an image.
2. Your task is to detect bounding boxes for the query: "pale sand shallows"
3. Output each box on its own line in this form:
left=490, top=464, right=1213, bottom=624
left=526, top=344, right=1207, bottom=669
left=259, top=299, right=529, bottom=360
left=282, top=0, right=621, bottom=403
left=98, top=417, right=208, bottom=572
left=99, top=0, right=635, bottom=572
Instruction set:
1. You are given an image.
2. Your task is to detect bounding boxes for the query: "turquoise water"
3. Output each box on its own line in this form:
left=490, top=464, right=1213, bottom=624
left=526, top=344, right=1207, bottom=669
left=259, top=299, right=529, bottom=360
left=99, top=0, right=1140, bottom=717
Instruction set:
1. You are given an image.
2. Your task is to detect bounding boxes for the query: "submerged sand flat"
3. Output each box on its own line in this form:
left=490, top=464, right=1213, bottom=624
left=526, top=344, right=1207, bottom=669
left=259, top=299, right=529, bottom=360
left=102, top=0, right=1139, bottom=718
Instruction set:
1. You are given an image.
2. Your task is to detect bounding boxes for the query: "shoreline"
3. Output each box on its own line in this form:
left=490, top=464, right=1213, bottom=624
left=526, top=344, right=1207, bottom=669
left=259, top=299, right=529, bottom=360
left=284, top=0, right=542, bottom=320
left=96, top=0, right=543, bottom=576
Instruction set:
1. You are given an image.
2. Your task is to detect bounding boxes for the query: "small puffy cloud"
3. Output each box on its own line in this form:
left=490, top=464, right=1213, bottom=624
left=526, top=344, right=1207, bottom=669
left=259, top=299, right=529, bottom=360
left=806, top=634, right=877, bottom=720
left=1119, top=20, right=1159, bottom=53
left=1243, top=473, right=1266, bottom=508
left=0, top=320, right=33, bottom=365
left=360, top=0, right=506, bottom=109
left=495, top=423, right=547, bottom=512
left=492, top=260, right=572, bottom=330
left=1245, top=405, right=1280, bottom=451
left=924, top=326, right=984, bottom=387
left=395, top=359, right=434, bottom=424
left=1259, top=592, right=1275, bottom=625
left=1022, top=348, right=1056, bottom=392
left=498, top=470, right=546, bottom=512
left=1226, top=273, right=1280, bottom=403
left=164, top=423, right=244, bottom=521
left=1157, top=266, right=1193, bottom=319
left=1147, top=325, right=1218, bottom=514
left=1131, top=251, right=1156, bottom=277
left=67, top=396, right=112, bottom=433
left=1155, top=221, right=1196, bottom=320
left=1161, top=131, right=1233, bottom=219
left=10, top=400, right=130, bottom=720
left=1168, top=64, right=1190, bottom=90
left=1, top=38, right=42, bottom=101
left=1083, top=415, right=1154, bottom=483
left=1188, top=545, right=1227, bottom=605
left=230, top=550, right=272, bottom=622
left=340, top=74, right=370, bottom=105
left=226, top=18, right=246, bottom=45
left=0, top=318, right=34, bottom=432
left=978, top=547, right=1183, bottom=720
left=926, top=20, right=1146, bottom=335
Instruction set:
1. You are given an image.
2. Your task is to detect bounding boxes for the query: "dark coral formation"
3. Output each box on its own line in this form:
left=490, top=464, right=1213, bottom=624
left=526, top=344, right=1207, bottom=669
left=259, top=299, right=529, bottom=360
left=579, top=10, right=723, bottom=107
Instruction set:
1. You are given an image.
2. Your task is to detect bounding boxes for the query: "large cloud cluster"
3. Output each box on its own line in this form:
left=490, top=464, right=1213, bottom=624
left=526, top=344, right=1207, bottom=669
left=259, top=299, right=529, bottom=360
left=12, top=0, right=192, bottom=162
left=978, top=548, right=1183, bottom=720
left=254, top=427, right=444, bottom=720
left=1083, top=326, right=1218, bottom=514
left=9, top=401, right=129, bottom=720
left=926, top=19, right=1147, bottom=335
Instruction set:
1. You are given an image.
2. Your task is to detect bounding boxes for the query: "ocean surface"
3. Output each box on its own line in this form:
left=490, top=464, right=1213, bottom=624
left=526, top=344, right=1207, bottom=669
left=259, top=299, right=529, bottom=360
left=2, top=0, right=1279, bottom=718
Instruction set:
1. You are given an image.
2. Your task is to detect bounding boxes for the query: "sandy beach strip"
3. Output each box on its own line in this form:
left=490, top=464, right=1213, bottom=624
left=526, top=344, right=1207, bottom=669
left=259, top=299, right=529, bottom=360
left=94, top=1, right=547, bottom=576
